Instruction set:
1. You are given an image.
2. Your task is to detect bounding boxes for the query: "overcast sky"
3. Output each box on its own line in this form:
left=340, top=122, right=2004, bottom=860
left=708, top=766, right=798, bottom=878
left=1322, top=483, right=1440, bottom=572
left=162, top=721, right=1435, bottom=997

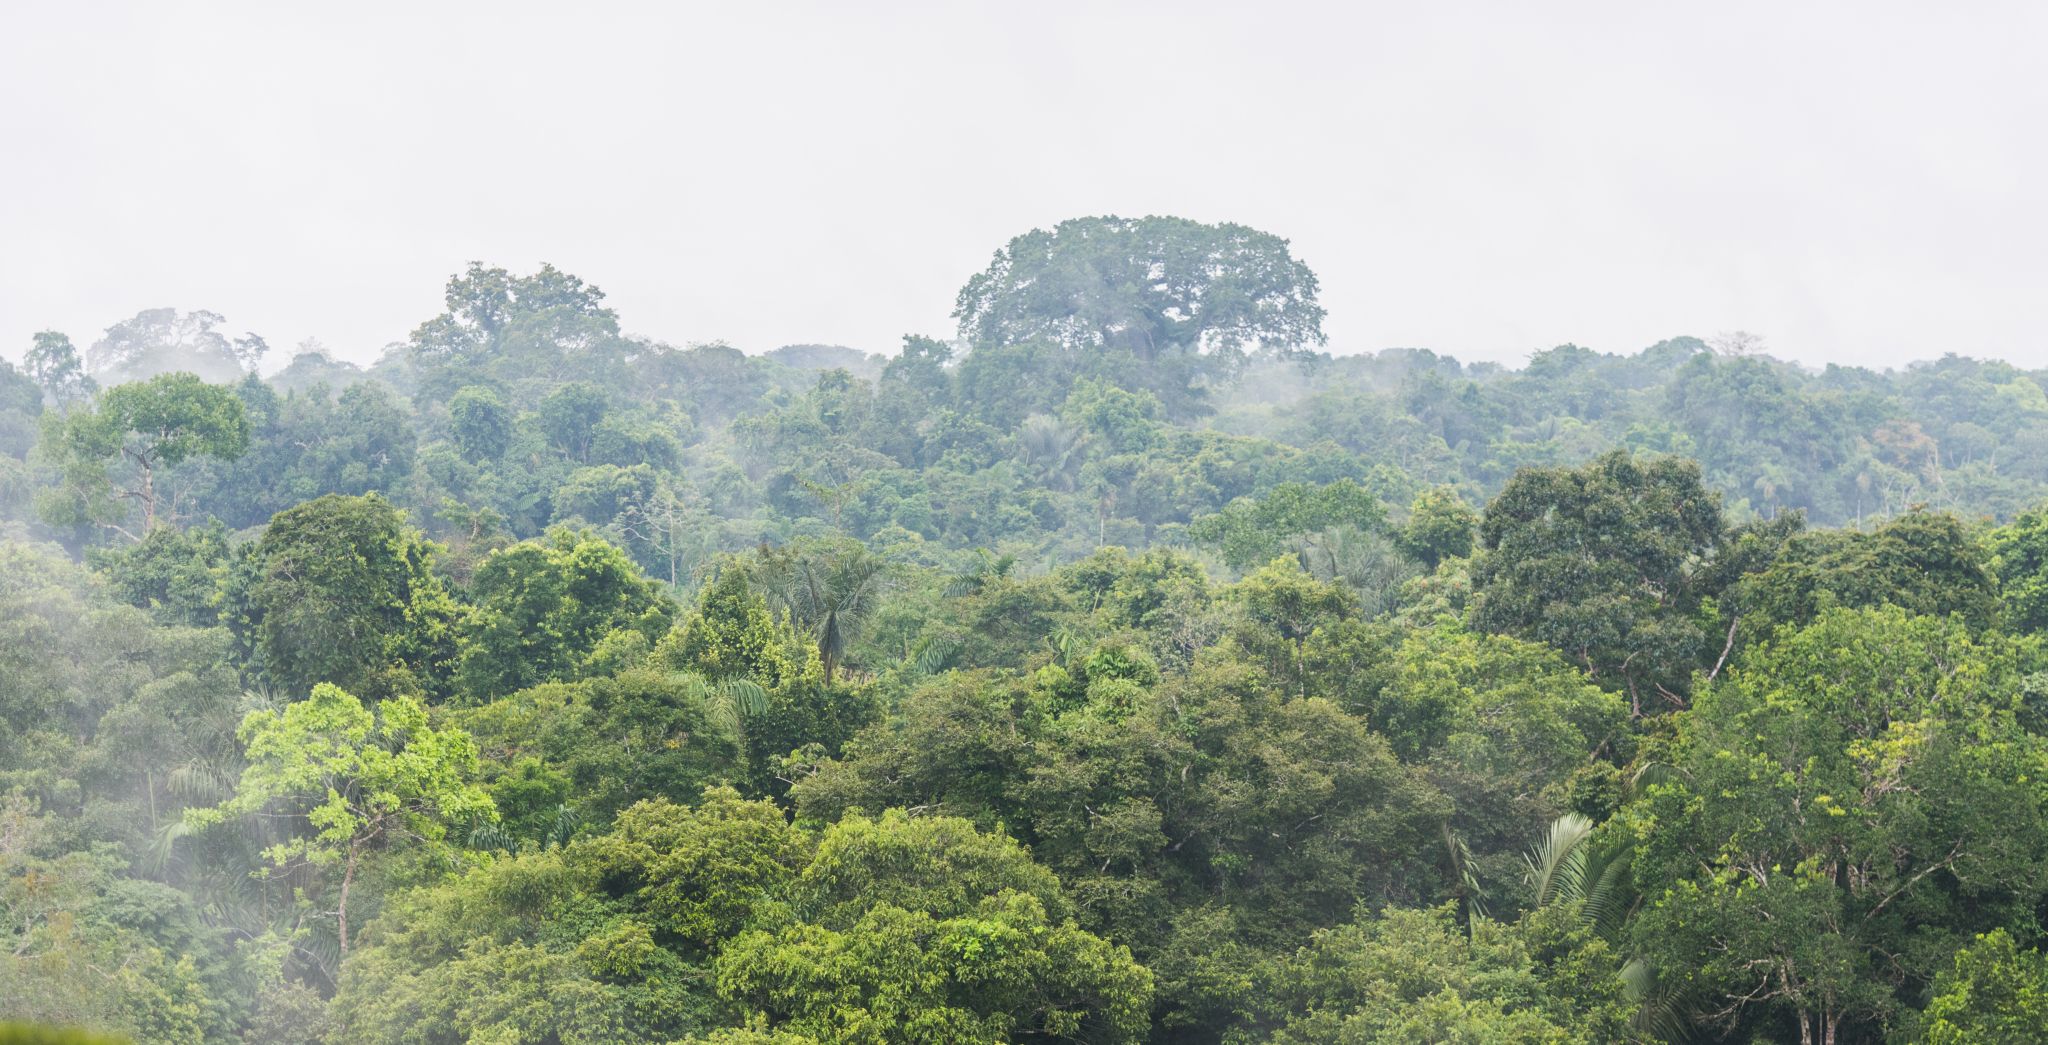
left=4, top=2, right=2043, bottom=374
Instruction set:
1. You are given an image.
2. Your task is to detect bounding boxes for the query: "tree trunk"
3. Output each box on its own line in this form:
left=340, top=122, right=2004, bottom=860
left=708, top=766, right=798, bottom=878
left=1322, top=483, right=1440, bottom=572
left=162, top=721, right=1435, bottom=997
left=338, top=842, right=359, bottom=953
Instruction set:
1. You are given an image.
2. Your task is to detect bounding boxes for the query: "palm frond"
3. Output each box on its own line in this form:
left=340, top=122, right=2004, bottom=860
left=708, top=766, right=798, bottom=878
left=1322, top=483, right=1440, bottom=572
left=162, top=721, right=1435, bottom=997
left=166, top=759, right=240, bottom=805
left=1621, top=958, right=1697, bottom=1043
left=1577, top=840, right=1633, bottom=943
left=1443, top=824, right=1489, bottom=923
left=946, top=548, right=1016, bottom=596
left=545, top=803, right=581, bottom=849
left=1631, top=761, right=1690, bottom=796
left=1523, top=812, right=1595, bottom=908
left=675, top=672, right=769, bottom=733
left=909, top=635, right=956, bottom=675
left=144, top=819, right=197, bottom=875
left=469, top=821, right=517, bottom=853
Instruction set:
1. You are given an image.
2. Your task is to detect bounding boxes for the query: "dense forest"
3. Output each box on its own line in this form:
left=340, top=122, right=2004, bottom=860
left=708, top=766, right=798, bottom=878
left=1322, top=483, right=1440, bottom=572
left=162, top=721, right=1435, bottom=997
left=4, top=215, right=2048, bottom=1044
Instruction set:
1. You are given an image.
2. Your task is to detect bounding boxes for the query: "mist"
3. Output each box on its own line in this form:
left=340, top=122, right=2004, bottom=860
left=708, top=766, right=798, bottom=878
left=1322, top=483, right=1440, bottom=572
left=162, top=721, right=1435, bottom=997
left=5, top=2, right=2046, bottom=372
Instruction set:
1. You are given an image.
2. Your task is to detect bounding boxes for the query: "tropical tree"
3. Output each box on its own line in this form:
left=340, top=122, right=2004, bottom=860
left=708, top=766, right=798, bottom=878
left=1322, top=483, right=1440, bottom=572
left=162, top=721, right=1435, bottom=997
left=714, top=810, right=1154, bottom=1045
left=1190, top=479, right=1388, bottom=572
left=34, top=371, right=251, bottom=539
left=748, top=543, right=891, bottom=686
left=186, top=683, right=496, bottom=952
left=239, top=492, right=460, bottom=698
left=23, top=330, right=97, bottom=405
left=1469, top=450, right=1724, bottom=712
left=953, top=215, right=1326, bottom=368
left=1391, top=485, right=1478, bottom=570
left=454, top=527, right=679, bottom=701
left=1625, top=605, right=2048, bottom=1042
left=1922, top=929, right=2048, bottom=1044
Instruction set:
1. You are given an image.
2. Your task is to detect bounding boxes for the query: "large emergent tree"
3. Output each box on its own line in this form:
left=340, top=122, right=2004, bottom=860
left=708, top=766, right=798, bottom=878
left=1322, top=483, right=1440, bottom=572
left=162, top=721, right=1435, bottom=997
left=87, top=307, right=268, bottom=384
left=405, top=261, right=622, bottom=402
left=953, top=215, right=1327, bottom=369
left=35, top=371, right=252, bottom=539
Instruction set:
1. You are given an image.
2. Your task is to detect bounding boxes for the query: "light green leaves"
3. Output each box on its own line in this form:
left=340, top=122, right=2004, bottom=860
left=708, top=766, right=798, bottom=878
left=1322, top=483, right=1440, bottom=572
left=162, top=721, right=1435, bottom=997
left=1190, top=479, right=1387, bottom=571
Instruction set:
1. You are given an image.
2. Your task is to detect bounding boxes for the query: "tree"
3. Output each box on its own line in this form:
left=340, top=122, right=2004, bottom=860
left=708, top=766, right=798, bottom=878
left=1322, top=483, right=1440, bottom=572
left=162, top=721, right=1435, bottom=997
left=662, top=568, right=872, bottom=798
left=1469, top=450, right=1723, bottom=712
left=243, top=492, right=460, bottom=698
left=714, top=810, right=1154, bottom=1045
left=539, top=381, right=610, bottom=463
left=23, top=331, right=96, bottom=405
left=1923, top=929, right=2048, bottom=1045
left=1626, top=605, right=2048, bottom=1043
left=35, top=371, right=251, bottom=539
left=574, top=786, right=809, bottom=947
left=1249, top=905, right=1631, bottom=1045
left=455, top=528, right=679, bottom=701
left=447, top=385, right=514, bottom=462
left=748, top=542, right=892, bottom=686
left=87, top=307, right=266, bottom=384
left=1741, top=508, right=2000, bottom=640
left=406, top=262, right=622, bottom=403
left=1230, top=557, right=1358, bottom=697
left=879, top=333, right=953, bottom=400
left=954, top=215, right=1326, bottom=369
left=1391, top=486, right=1478, bottom=570
left=1983, top=505, right=2048, bottom=636
left=187, top=683, right=495, bottom=952
left=1189, top=479, right=1388, bottom=572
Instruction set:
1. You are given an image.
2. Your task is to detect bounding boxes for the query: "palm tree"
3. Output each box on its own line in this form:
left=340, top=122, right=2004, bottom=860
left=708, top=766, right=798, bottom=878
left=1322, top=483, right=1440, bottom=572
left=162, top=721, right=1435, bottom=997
left=1017, top=415, right=1087, bottom=491
left=945, top=547, right=1017, bottom=597
left=750, top=544, right=892, bottom=685
left=1521, top=804, right=1694, bottom=1042
left=668, top=670, right=770, bottom=734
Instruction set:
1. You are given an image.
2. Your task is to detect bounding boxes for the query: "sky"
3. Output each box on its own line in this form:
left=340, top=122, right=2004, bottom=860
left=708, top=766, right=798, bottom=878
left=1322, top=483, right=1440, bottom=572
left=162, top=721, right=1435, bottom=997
left=3, top=1, right=2044, bottom=374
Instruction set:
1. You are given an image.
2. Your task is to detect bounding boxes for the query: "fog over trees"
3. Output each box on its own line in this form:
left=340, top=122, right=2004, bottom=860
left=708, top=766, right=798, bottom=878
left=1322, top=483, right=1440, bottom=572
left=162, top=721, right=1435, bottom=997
left=4, top=215, right=2048, bottom=1043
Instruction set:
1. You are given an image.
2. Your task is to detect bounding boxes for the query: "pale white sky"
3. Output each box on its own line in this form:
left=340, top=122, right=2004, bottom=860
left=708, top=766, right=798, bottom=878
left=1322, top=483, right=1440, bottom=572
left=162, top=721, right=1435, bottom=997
left=4, top=2, right=2044, bottom=373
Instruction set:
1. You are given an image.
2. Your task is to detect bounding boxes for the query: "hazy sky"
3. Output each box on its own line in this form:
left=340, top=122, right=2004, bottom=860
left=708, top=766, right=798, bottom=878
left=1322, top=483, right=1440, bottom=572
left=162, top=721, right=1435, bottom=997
left=4, top=2, right=2043, bottom=374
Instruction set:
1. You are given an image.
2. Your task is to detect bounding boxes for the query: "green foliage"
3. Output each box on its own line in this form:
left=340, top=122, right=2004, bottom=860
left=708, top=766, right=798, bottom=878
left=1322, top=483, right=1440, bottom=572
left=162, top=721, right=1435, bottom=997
left=575, top=787, right=808, bottom=945
left=88, top=519, right=232, bottom=627
left=1190, top=479, right=1387, bottom=571
left=24, top=329, right=98, bottom=405
left=1470, top=450, right=1724, bottom=708
left=662, top=567, right=873, bottom=797
left=1391, top=486, right=1477, bottom=570
left=187, top=682, right=495, bottom=951
left=448, top=384, right=514, bottom=462
left=1626, top=604, right=2048, bottom=1041
left=243, top=492, right=459, bottom=699
left=717, top=811, right=1153, bottom=1045
left=1250, top=905, right=1630, bottom=1045
left=954, top=215, right=1326, bottom=367
left=17, top=236, right=2048, bottom=1045
left=1985, top=505, right=2048, bottom=635
left=0, top=1026, right=133, bottom=1045
left=1742, top=508, right=2001, bottom=639
left=456, top=527, right=680, bottom=701
left=35, top=372, right=251, bottom=537
left=1923, top=929, right=2048, bottom=1044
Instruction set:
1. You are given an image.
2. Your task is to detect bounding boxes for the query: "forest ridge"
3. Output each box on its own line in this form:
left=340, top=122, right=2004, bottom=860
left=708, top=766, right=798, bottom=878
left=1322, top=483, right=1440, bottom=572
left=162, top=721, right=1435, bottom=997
left=2, top=215, right=2047, bottom=1044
